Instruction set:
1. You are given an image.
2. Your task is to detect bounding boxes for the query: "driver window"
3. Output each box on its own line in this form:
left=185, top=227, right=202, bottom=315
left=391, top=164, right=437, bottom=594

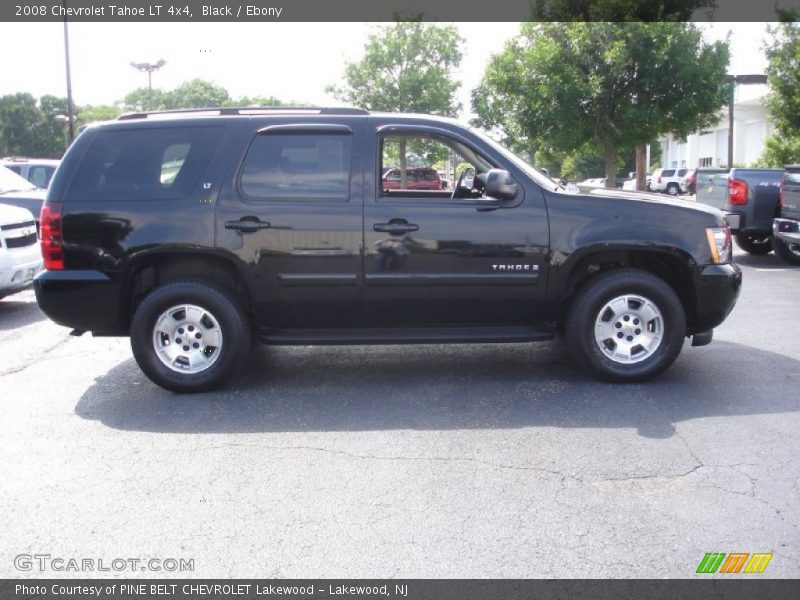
left=380, top=133, right=480, bottom=199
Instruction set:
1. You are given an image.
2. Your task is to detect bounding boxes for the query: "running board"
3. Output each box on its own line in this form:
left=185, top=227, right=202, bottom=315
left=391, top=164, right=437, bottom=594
left=259, top=325, right=556, bottom=346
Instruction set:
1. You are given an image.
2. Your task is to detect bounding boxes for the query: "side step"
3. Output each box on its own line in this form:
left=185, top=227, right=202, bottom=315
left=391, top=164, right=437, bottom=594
left=259, top=325, right=556, bottom=346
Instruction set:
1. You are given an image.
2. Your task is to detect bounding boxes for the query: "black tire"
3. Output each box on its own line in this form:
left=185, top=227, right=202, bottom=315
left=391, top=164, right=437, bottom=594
left=774, top=236, right=800, bottom=265
left=666, top=183, right=679, bottom=196
left=733, top=232, right=772, bottom=255
left=130, top=280, right=251, bottom=393
left=565, top=268, right=686, bottom=382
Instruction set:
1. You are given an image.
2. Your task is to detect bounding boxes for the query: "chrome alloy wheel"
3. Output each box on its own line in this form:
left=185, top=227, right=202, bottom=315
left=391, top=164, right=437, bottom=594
left=152, top=304, right=223, bottom=374
left=593, top=294, right=664, bottom=364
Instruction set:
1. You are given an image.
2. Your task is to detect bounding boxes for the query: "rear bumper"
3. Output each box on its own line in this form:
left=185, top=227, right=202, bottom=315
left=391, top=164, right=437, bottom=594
left=691, top=262, right=742, bottom=333
left=34, top=269, right=125, bottom=334
left=773, top=218, right=800, bottom=245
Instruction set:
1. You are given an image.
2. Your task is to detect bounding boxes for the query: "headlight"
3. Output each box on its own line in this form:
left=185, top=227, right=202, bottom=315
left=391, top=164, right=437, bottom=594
left=706, top=226, right=732, bottom=264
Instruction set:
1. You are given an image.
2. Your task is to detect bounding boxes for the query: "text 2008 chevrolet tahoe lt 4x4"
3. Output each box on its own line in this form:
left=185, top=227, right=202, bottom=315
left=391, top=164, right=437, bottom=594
left=34, top=108, right=741, bottom=392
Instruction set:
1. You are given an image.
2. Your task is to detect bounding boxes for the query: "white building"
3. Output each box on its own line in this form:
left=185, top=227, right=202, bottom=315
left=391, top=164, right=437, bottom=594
left=660, top=94, right=773, bottom=169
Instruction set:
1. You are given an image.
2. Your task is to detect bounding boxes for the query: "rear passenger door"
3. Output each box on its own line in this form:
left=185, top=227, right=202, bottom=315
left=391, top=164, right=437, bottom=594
left=215, top=121, right=365, bottom=329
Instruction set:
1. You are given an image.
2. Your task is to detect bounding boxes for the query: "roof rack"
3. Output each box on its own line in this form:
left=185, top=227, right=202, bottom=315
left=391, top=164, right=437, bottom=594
left=116, top=106, right=369, bottom=120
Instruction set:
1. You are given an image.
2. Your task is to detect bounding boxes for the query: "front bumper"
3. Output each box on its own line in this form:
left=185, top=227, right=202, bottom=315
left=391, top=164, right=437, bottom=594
left=692, top=262, right=742, bottom=333
left=0, top=244, right=43, bottom=294
left=34, top=269, right=124, bottom=334
left=773, top=218, right=800, bottom=245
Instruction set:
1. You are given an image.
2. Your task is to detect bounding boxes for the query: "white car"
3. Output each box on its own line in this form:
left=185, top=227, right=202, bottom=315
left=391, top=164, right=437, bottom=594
left=0, top=204, right=42, bottom=300
left=622, top=175, right=653, bottom=191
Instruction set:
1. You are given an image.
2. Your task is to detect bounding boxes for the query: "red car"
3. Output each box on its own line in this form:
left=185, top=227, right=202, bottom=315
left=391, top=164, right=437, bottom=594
left=382, top=168, right=443, bottom=190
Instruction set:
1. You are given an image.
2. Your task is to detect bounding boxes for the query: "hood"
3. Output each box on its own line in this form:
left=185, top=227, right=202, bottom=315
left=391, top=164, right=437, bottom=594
left=0, top=202, right=36, bottom=225
left=586, top=187, right=722, bottom=218
left=0, top=188, right=47, bottom=200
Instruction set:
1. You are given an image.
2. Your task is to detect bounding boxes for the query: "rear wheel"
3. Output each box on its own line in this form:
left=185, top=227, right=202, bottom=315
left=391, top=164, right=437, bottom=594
left=666, top=183, right=679, bottom=196
left=130, top=280, right=251, bottom=393
left=565, top=268, right=686, bottom=382
left=774, top=236, right=800, bottom=265
left=733, top=232, right=772, bottom=255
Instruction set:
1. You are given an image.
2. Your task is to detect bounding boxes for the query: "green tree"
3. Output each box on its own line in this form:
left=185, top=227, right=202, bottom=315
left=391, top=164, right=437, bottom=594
left=0, top=93, right=68, bottom=157
left=123, top=78, right=231, bottom=111
left=755, top=21, right=800, bottom=166
left=531, top=0, right=716, bottom=21
left=472, top=22, right=730, bottom=187
left=328, top=22, right=463, bottom=115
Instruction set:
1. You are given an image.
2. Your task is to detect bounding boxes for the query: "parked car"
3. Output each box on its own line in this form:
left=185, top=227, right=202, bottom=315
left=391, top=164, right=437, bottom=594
left=681, top=168, right=697, bottom=195
left=1, top=157, right=60, bottom=189
left=0, top=165, right=47, bottom=224
left=34, top=107, right=740, bottom=392
left=772, top=165, right=800, bottom=264
left=651, top=167, right=689, bottom=196
left=695, top=168, right=783, bottom=255
left=382, top=167, right=443, bottom=190
left=622, top=173, right=653, bottom=191
left=0, top=204, right=42, bottom=300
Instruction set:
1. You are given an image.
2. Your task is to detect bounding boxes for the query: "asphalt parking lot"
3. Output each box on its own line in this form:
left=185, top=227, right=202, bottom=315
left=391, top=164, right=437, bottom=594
left=1, top=246, right=798, bottom=579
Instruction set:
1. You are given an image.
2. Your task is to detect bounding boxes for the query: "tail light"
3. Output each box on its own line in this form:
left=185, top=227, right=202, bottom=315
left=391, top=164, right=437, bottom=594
left=657, top=175, right=662, bottom=183
left=39, top=201, right=64, bottom=270
left=728, top=178, right=748, bottom=206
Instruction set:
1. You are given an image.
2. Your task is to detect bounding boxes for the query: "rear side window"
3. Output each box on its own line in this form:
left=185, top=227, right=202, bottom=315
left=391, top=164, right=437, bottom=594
left=66, top=126, right=224, bottom=202
left=29, top=166, right=54, bottom=189
left=240, top=133, right=351, bottom=200
left=662, top=169, right=675, bottom=177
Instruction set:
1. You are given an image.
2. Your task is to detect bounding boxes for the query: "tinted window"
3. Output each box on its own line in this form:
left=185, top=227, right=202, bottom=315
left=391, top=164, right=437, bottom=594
left=785, top=171, right=800, bottom=186
left=5, top=165, right=22, bottom=175
left=662, top=169, right=675, bottom=177
left=66, top=126, right=224, bottom=202
left=29, top=166, right=55, bottom=189
left=240, top=133, right=351, bottom=200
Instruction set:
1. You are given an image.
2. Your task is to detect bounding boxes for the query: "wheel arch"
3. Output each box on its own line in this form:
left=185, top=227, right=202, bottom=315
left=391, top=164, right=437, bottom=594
left=122, top=250, right=253, bottom=333
left=556, top=247, right=697, bottom=331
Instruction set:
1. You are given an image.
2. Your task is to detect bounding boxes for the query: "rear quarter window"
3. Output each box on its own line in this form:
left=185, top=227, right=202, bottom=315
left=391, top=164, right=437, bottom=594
left=65, top=126, right=225, bottom=202
left=662, top=169, right=675, bottom=177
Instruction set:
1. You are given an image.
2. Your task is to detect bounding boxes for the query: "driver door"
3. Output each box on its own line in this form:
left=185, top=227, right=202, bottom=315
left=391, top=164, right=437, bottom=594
left=363, top=121, right=549, bottom=327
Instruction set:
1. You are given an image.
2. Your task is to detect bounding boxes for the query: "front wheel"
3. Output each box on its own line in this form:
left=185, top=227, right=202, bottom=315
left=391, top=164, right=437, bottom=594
left=130, top=280, right=251, bottom=393
left=565, top=268, right=686, bottom=382
left=774, top=236, right=800, bottom=265
left=733, top=232, right=772, bottom=255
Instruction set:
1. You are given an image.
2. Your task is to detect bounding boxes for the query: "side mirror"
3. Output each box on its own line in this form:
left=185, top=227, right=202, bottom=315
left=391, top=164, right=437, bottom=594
left=485, top=168, right=518, bottom=201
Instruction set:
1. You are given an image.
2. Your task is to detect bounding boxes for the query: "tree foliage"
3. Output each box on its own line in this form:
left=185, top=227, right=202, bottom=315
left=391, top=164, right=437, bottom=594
left=327, top=22, right=463, bottom=115
left=0, top=93, right=68, bottom=157
left=531, top=0, right=716, bottom=21
left=471, top=22, right=730, bottom=185
left=756, top=21, right=800, bottom=166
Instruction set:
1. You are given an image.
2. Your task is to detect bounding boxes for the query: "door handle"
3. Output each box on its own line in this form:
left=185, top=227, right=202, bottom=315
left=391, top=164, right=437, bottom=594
left=373, top=221, right=419, bottom=235
left=225, top=218, right=271, bottom=233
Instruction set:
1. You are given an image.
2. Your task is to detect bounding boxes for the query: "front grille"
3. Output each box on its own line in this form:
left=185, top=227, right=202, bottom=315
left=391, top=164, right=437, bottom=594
left=4, top=233, right=37, bottom=248
left=0, top=220, right=36, bottom=231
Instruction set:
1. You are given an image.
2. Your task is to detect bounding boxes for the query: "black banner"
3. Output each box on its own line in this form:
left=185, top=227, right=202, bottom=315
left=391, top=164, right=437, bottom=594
left=3, top=580, right=800, bottom=600
left=1, top=0, right=798, bottom=22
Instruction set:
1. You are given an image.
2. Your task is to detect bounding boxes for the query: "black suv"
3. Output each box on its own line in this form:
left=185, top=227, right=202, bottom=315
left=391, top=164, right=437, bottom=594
left=35, top=107, right=741, bottom=392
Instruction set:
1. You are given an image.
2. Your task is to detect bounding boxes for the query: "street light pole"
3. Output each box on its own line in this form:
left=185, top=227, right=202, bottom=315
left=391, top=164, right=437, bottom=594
left=130, top=60, right=166, bottom=110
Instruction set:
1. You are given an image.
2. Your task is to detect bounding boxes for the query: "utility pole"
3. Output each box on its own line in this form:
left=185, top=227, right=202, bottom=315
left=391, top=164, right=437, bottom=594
left=62, top=0, right=75, bottom=144
left=724, top=74, right=768, bottom=167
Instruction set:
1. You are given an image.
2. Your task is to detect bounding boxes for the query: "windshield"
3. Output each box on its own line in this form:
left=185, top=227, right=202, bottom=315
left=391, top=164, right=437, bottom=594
left=0, top=165, right=38, bottom=194
left=468, top=127, right=563, bottom=191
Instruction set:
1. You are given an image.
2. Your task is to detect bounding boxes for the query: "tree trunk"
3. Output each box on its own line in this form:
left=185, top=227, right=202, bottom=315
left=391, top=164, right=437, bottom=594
left=399, top=138, right=408, bottom=189
left=604, top=148, right=617, bottom=189
left=635, top=145, right=647, bottom=191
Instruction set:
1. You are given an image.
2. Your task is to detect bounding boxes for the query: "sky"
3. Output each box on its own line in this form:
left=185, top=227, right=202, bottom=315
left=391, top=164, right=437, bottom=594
left=0, top=22, right=774, bottom=121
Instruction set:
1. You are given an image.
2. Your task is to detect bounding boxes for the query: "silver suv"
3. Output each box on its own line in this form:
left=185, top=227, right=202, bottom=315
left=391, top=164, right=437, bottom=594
left=0, top=157, right=60, bottom=189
